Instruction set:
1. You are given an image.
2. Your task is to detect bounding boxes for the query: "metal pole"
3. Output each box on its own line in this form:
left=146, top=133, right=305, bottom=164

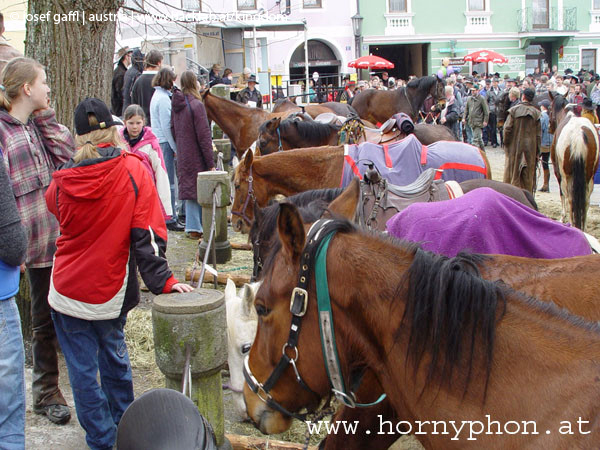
left=253, top=25, right=259, bottom=77
left=304, top=21, right=309, bottom=101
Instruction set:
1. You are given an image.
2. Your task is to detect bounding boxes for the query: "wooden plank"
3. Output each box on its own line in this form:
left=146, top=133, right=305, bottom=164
left=185, top=268, right=251, bottom=287
left=225, top=434, right=317, bottom=450
left=231, top=242, right=253, bottom=251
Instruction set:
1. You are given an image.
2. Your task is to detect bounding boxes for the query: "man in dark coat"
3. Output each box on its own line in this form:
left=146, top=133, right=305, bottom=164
left=236, top=75, right=262, bottom=108
left=503, top=88, right=541, bottom=193
left=122, top=48, right=144, bottom=113
left=132, top=50, right=163, bottom=122
left=111, top=47, right=132, bottom=117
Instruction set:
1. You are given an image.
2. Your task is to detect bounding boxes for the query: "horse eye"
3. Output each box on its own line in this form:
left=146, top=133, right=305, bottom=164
left=241, top=343, right=251, bottom=354
left=234, top=184, right=240, bottom=190
left=255, top=303, right=269, bottom=317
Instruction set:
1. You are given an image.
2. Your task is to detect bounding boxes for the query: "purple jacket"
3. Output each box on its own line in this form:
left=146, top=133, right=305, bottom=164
left=171, top=89, right=214, bottom=200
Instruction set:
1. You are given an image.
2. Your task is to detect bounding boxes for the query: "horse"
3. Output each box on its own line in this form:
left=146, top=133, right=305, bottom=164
left=243, top=200, right=600, bottom=448
left=201, top=91, right=338, bottom=157
left=548, top=92, right=600, bottom=231
left=272, top=98, right=359, bottom=117
left=351, top=75, right=445, bottom=124
left=256, top=116, right=457, bottom=155
left=231, top=140, right=490, bottom=233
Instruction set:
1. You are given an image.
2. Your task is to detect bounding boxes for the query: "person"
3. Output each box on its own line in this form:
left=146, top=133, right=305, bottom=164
left=539, top=99, right=553, bottom=192
left=235, top=67, right=252, bottom=90
left=148, top=67, right=183, bottom=231
left=171, top=71, right=216, bottom=239
left=503, top=88, right=541, bottom=193
left=46, top=97, right=193, bottom=450
left=356, top=80, right=368, bottom=92
left=0, top=13, right=23, bottom=82
left=111, top=46, right=132, bottom=117
left=0, top=151, right=28, bottom=449
left=307, top=79, right=317, bottom=103
left=122, top=104, right=172, bottom=221
left=486, top=77, right=501, bottom=148
left=338, top=80, right=356, bottom=103
left=536, top=75, right=549, bottom=94
left=131, top=49, right=163, bottom=122
left=571, top=84, right=586, bottom=116
left=122, top=48, right=144, bottom=113
left=0, top=57, right=74, bottom=425
left=440, top=85, right=459, bottom=137
left=554, top=75, right=568, bottom=95
left=209, top=63, right=222, bottom=87
left=221, top=68, right=233, bottom=85
left=464, top=83, right=489, bottom=152
left=581, top=97, right=599, bottom=125
left=508, top=87, right=520, bottom=108
left=236, top=74, right=262, bottom=108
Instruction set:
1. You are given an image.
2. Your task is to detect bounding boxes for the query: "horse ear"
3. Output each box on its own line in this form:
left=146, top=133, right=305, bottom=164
left=267, top=117, right=280, bottom=131
left=277, top=203, right=305, bottom=263
left=325, top=177, right=360, bottom=220
left=254, top=146, right=262, bottom=157
left=242, top=149, right=254, bottom=171
left=548, top=91, right=555, bottom=101
left=241, top=283, right=257, bottom=317
left=224, top=278, right=237, bottom=304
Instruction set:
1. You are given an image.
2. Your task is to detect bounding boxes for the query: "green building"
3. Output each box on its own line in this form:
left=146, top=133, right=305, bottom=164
left=359, top=0, right=600, bottom=79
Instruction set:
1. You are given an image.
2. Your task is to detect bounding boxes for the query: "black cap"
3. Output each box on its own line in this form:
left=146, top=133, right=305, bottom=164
left=74, top=98, right=119, bottom=135
left=583, top=97, right=595, bottom=110
left=522, top=88, right=535, bottom=102
left=565, top=68, right=574, bottom=74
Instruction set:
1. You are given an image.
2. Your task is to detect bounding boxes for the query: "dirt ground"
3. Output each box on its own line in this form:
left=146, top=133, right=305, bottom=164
left=24, top=145, right=600, bottom=449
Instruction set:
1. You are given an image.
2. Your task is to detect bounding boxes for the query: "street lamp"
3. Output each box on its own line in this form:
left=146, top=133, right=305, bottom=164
left=351, top=13, right=363, bottom=60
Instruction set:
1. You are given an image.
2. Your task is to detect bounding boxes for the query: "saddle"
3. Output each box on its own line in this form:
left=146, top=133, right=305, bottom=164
left=314, top=112, right=347, bottom=126
left=357, top=168, right=463, bottom=231
left=361, top=118, right=402, bottom=144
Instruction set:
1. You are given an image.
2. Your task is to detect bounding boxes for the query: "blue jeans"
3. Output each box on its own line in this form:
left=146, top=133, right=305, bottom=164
left=160, top=142, right=179, bottom=223
left=0, top=298, right=25, bottom=450
left=185, top=200, right=203, bottom=233
left=52, top=311, right=134, bottom=450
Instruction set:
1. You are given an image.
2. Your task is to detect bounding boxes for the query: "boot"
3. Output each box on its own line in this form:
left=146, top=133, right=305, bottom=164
left=540, top=168, right=550, bottom=192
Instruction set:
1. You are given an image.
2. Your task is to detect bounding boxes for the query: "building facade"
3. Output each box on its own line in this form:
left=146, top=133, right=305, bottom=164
left=360, top=0, right=600, bottom=79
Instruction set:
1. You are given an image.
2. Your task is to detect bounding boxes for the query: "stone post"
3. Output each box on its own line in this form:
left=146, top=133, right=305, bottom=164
left=197, top=171, right=232, bottom=264
left=210, top=85, right=233, bottom=170
left=152, top=289, right=231, bottom=450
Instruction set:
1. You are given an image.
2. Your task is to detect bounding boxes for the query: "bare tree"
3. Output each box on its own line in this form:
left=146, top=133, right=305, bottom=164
left=25, top=0, right=123, bottom=130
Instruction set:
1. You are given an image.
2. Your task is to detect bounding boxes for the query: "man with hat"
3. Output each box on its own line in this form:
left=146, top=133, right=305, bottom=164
left=236, top=74, right=262, bottom=108
left=338, top=79, right=356, bottom=103
left=111, top=46, right=132, bottom=117
left=539, top=99, right=553, bottom=192
left=464, top=82, right=489, bottom=152
left=503, top=88, right=541, bottom=193
left=581, top=97, right=599, bottom=125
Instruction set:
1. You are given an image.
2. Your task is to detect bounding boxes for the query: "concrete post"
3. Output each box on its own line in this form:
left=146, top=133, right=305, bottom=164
left=213, top=139, right=232, bottom=172
left=210, top=85, right=231, bottom=141
left=197, top=171, right=232, bottom=264
left=152, top=289, right=231, bottom=450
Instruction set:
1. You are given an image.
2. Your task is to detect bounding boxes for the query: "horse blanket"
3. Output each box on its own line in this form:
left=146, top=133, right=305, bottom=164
left=340, top=134, right=487, bottom=188
left=386, top=187, right=592, bottom=258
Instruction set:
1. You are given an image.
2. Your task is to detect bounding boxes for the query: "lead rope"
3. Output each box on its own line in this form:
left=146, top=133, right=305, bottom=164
left=302, top=399, right=335, bottom=450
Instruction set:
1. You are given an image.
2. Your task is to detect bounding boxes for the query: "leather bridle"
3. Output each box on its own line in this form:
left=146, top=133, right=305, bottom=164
left=232, top=166, right=255, bottom=227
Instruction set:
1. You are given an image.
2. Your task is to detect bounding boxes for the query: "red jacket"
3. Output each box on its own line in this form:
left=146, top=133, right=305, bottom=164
left=45, top=147, right=177, bottom=320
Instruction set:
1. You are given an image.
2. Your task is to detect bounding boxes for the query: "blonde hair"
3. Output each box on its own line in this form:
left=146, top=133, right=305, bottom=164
left=180, top=70, right=202, bottom=101
left=0, top=57, right=44, bottom=111
left=509, top=87, right=520, bottom=99
left=73, top=115, right=126, bottom=164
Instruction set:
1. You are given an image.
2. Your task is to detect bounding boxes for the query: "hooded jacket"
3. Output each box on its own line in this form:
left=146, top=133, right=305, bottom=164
left=45, top=147, right=177, bottom=320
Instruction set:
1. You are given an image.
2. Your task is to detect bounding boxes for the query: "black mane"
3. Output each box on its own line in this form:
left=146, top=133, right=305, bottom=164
left=280, top=119, right=340, bottom=143
left=406, top=75, right=438, bottom=92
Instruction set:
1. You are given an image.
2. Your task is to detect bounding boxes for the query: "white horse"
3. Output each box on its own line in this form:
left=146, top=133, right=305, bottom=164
left=224, top=279, right=260, bottom=421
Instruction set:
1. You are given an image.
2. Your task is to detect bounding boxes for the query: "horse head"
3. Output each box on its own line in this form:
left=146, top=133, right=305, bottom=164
left=232, top=150, right=263, bottom=233
left=257, top=117, right=282, bottom=155
left=495, top=91, right=512, bottom=127
left=548, top=91, right=572, bottom=135
left=224, top=279, right=260, bottom=421
left=433, top=76, right=446, bottom=110
left=243, top=184, right=362, bottom=434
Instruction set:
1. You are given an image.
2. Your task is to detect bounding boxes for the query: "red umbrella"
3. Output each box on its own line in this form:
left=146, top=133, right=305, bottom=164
left=464, top=50, right=508, bottom=64
left=348, top=55, right=394, bottom=69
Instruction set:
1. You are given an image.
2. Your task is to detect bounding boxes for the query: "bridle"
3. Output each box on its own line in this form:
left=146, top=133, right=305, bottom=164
left=250, top=233, right=263, bottom=282
left=243, top=219, right=386, bottom=421
left=231, top=165, right=255, bottom=227
left=276, top=126, right=283, bottom=152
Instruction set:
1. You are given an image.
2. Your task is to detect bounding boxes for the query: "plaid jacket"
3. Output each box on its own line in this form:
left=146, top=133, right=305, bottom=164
left=0, top=108, right=74, bottom=268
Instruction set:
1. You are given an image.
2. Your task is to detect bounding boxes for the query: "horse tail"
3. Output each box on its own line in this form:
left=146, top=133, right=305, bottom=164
left=570, top=126, right=595, bottom=229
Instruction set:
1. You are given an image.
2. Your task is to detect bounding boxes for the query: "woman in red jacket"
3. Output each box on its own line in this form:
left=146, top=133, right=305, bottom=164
left=45, top=98, right=192, bottom=450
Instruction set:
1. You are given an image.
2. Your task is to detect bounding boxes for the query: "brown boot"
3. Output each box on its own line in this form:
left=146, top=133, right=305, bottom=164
left=540, top=168, right=550, bottom=192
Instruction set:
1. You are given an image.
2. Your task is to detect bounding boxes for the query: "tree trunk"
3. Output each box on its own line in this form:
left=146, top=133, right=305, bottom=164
left=25, top=1, right=122, bottom=131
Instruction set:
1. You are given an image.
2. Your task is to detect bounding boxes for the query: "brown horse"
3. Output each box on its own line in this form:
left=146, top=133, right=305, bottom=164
left=231, top=145, right=491, bottom=233
left=272, top=98, right=359, bottom=117
left=256, top=116, right=457, bottom=155
left=243, top=200, right=600, bottom=448
left=351, top=75, right=446, bottom=124
left=246, top=185, right=598, bottom=450
left=548, top=92, right=600, bottom=231
left=201, top=91, right=338, bottom=157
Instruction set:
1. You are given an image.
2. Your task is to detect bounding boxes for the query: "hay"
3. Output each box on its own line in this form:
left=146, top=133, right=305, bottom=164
left=124, top=308, right=156, bottom=369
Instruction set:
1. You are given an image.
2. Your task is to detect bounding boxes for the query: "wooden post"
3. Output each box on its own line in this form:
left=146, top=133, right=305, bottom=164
left=15, top=275, right=32, bottom=364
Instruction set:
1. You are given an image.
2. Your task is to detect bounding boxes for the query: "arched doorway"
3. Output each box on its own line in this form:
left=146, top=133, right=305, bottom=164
left=289, top=40, right=341, bottom=85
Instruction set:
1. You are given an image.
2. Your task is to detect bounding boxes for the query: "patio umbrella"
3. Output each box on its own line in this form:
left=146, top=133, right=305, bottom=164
left=348, top=55, right=395, bottom=69
left=464, top=50, right=508, bottom=64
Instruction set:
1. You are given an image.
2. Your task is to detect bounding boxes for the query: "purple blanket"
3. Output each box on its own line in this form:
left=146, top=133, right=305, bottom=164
left=386, top=187, right=592, bottom=258
left=340, top=134, right=487, bottom=188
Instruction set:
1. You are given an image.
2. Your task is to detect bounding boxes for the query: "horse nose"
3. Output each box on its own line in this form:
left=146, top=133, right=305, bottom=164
left=233, top=219, right=242, bottom=232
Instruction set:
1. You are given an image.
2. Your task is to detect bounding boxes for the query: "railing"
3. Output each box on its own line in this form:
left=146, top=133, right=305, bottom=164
left=384, top=13, right=415, bottom=35
left=464, top=11, right=492, bottom=33
left=517, top=7, right=577, bottom=33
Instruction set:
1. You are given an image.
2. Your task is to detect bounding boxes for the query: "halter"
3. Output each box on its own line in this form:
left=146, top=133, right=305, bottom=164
left=231, top=166, right=255, bottom=227
left=276, top=127, right=283, bottom=152
left=243, top=219, right=386, bottom=421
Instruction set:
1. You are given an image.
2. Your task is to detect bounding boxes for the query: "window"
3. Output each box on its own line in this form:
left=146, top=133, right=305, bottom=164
left=304, top=0, right=322, bottom=7
left=468, top=0, right=485, bottom=11
left=389, top=0, right=407, bottom=13
left=582, top=49, right=597, bottom=71
left=595, top=0, right=600, bottom=10
left=237, top=0, right=256, bottom=10
left=182, top=0, right=201, bottom=10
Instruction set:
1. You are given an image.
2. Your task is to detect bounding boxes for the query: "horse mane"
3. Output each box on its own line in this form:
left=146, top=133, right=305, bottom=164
left=406, top=75, right=437, bottom=92
left=280, top=119, right=340, bottom=143
left=552, top=93, right=569, bottom=112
